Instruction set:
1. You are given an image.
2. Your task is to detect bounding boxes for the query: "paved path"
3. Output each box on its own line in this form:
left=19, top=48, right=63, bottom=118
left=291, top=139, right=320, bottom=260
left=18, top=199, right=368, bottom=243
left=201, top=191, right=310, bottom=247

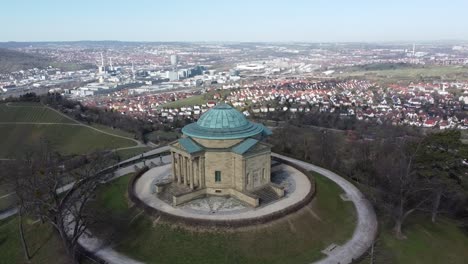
left=0, top=207, right=18, bottom=220
left=116, top=146, right=170, bottom=165
left=272, top=153, right=378, bottom=264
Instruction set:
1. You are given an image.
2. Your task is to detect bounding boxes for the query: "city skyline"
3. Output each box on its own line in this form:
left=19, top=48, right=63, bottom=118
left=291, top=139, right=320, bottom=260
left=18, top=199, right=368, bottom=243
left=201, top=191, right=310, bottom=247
left=2, top=0, right=468, bottom=42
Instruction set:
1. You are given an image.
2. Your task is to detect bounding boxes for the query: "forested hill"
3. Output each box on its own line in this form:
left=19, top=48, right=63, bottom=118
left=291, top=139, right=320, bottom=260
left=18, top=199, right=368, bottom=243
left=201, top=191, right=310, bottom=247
left=0, top=48, right=95, bottom=73
left=0, top=48, right=52, bottom=73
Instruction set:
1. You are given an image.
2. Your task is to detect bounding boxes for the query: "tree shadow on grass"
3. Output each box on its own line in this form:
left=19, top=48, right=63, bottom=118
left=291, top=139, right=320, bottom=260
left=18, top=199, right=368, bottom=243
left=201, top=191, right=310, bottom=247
left=30, top=229, right=54, bottom=258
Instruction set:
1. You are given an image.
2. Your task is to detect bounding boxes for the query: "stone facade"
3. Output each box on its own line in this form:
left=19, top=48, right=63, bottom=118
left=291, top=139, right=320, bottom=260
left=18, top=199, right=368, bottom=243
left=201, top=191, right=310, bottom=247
left=169, top=139, right=272, bottom=207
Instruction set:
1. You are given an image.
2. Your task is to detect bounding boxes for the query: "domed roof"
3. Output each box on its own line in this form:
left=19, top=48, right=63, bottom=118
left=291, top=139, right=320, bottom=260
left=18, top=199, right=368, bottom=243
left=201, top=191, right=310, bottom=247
left=197, top=103, right=249, bottom=129
left=182, top=103, right=271, bottom=140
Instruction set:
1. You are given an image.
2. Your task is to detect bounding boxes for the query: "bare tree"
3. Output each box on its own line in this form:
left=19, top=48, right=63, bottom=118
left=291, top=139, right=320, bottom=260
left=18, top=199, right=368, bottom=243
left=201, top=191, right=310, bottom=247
left=414, top=130, right=467, bottom=223
left=9, top=142, right=115, bottom=263
left=372, top=139, right=430, bottom=239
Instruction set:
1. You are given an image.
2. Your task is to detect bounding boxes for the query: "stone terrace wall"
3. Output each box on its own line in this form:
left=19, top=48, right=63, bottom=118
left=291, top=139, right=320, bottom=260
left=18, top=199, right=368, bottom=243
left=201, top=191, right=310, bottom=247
left=128, top=156, right=316, bottom=228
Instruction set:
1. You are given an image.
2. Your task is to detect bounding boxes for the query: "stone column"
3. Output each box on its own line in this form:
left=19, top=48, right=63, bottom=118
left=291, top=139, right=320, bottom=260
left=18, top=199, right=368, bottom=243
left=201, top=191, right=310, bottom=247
left=242, top=158, right=247, bottom=191
left=200, top=156, right=205, bottom=188
left=190, top=158, right=195, bottom=189
left=185, top=157, right=190, bottom=186
left=231, top=157, right=235, bottom=187
left=177, top=154, right=182, bottom=184
left=184, top=157, right=188, bottom=185
left=195, top=158, right=199, bottom=187
left=171, top=152, right=176, bottom=181
left=180, top=154, right=185, bottom=184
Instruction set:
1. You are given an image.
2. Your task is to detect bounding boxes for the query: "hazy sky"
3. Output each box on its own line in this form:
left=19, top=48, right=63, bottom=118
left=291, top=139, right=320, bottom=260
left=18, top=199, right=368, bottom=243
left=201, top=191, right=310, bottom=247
left=1, top=0, right=467, bottom=42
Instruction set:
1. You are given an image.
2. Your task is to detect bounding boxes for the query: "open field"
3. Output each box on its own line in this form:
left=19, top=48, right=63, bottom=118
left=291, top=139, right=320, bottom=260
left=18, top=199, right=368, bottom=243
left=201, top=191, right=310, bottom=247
left=92, top=172, right=356, bottom=264
left=334, top=65, right=468, bottom=83
left=0, top=217, right=70, bottom=264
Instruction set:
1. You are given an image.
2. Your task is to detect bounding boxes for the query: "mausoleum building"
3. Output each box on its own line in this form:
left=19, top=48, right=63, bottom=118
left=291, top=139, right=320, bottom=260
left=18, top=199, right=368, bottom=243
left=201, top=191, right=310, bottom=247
left=167, top=103, right=283, bottom=207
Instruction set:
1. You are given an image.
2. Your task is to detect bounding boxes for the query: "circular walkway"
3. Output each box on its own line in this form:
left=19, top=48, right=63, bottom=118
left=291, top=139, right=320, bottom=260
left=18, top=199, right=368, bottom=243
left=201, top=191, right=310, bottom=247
left=272, top=153, right=378, bottom=264
left=133, top=163, right=312, bottom=221
left=63, top=149, right=377, bottom=264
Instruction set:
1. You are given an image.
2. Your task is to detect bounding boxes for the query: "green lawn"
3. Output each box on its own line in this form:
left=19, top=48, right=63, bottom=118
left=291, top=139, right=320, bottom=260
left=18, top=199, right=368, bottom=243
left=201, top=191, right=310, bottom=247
left=93, top=173, right=135, bottom=214
left=0, top=103, right=75, bottom=123
left=0, top=217, right=70, bottom=264
left=358, top=214, right=468, bottom=264
left=91, top=172, right=356, bottom=264
left=0, top=124, right=135, bottom=158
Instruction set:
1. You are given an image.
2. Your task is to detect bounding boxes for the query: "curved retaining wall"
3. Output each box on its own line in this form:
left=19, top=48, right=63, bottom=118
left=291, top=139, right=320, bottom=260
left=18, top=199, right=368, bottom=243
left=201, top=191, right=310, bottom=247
left=128, top=157, right=316, bottom=228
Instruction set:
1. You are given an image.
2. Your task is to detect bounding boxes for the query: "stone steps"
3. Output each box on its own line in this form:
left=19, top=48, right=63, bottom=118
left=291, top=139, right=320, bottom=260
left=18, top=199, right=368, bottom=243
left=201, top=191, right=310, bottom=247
left=157, top=182, right=194, bottom=204
left=252, top=186, right=280, bottom=205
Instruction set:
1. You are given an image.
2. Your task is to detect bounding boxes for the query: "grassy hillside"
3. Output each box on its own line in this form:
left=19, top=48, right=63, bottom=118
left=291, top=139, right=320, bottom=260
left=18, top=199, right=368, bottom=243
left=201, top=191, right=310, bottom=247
left=0, top=102, right=136, bottom=158
left=0, top=124, right=134, bottom=157
left=92, top=173, right=356, bottom=264
left=0, top=103, right=75, bottom=123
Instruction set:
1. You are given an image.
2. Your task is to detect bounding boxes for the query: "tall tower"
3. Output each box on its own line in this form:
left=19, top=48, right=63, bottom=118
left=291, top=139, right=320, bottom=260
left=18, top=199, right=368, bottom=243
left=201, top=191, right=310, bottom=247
left=412, top=43, right=416, bottom=57
left=99, top=53, right=105, bottom=74
left=170, top=54, right=178, bottom=67
left=131, top=61, right=135, bottom=81
left=170, top=54, right=178, bottom=81
left=109, top=57, right=113, bottom=71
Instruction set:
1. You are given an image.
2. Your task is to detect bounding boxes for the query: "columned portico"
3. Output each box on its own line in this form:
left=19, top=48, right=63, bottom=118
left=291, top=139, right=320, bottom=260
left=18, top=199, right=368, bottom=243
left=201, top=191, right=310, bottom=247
left=171, top=151, right=205, bottom=190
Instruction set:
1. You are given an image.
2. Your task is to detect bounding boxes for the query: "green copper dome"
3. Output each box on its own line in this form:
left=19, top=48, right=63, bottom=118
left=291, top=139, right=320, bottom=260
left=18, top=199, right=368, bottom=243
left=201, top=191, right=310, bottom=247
left=182, top=103, right=271, bottom=140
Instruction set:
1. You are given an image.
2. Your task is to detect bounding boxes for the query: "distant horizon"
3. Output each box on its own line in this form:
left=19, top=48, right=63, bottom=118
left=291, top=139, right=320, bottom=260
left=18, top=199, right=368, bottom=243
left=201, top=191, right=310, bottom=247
left=1, top=39, right=468, bottom=44
left=2, top=0, right=468, bottom=42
